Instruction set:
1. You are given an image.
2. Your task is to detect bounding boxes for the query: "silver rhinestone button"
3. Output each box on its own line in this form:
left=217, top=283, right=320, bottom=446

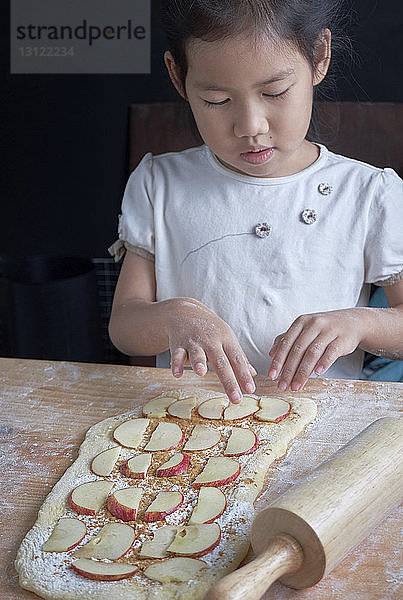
left=255, top=222, right=272, bottom=238
left=301, top=209, right=318, bottom=224
left=318, top=182, right=333, bottom=195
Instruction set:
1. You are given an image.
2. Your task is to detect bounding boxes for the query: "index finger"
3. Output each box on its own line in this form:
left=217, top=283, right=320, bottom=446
left=209, top=349, right=243, bottom=404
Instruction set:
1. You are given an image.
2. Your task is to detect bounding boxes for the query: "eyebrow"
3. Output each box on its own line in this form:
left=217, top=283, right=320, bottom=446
left=194, top=69, right=295, bottom=91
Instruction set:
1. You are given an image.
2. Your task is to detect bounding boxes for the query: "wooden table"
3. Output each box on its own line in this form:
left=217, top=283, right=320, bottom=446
left=0, top=357, right=401, bottom=599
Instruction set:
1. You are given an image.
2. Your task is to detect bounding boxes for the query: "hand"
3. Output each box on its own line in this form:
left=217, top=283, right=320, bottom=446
left=166, top=298, right=256, bottom=403
left=267, top=309, right=364, bottom=391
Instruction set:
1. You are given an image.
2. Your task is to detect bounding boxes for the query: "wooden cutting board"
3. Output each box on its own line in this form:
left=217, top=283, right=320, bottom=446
left=0, top=357, right=401, bottom=599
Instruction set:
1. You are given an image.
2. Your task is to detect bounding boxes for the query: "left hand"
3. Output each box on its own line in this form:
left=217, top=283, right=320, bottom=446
left=267, top=309, right=365, bottom=391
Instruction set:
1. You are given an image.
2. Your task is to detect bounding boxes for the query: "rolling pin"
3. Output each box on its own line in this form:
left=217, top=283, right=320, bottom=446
left=204, top=417, right=403, bottom=599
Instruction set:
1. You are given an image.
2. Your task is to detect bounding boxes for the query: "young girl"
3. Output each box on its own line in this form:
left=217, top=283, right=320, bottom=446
left=108, top=0, right=403, bottom=404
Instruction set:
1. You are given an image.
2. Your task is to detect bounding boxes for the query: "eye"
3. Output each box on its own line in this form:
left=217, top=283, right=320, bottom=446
left=203, top=99, right=230, bottom=107
left=262, top=88, right=290, bottom=99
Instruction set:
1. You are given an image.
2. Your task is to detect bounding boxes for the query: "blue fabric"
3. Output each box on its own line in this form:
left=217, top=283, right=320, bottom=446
left=364, top=287, right=403, bottom=382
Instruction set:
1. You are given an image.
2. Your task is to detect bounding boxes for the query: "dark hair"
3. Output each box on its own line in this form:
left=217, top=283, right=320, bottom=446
left=160, top=0, right=350, bottom=94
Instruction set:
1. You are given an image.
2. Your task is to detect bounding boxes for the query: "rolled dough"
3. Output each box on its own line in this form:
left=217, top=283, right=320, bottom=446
left=15, top=388, right=317, bottom=599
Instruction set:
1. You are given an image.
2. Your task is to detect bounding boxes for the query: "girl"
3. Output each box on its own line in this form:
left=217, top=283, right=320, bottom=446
left=108, top=0, right=403, bottom=403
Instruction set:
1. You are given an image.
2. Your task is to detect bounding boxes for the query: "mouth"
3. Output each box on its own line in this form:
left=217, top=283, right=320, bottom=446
left=240, top=147, right=274, bottom=165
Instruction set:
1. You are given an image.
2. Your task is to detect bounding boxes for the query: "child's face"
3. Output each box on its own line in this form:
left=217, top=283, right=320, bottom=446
left=166, top=33, right=329, bottom=178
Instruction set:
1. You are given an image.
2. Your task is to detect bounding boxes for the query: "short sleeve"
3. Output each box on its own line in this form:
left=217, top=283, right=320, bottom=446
left=364, top=168, right=403, bottom=286
left=108, top=153, right=155, bottom=262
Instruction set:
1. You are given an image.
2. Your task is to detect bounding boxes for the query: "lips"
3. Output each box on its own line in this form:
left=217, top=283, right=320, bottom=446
left=240, top=147, right=274, bottom=165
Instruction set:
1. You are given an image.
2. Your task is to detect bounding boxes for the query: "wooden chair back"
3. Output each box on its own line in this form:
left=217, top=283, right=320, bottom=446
left=129, top=101, right=403, bottom=175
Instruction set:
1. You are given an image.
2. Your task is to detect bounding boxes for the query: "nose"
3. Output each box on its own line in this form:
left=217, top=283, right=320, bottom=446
left=233, top=101, right=269, bottom=138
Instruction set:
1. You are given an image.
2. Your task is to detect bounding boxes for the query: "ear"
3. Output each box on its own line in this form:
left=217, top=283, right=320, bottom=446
left=313, top=28, right=331, bottom=85
left=164, top=51, right=187, bottom=99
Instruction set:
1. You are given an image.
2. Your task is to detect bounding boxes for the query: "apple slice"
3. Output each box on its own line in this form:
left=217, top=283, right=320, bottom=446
left=189, top=487, right=227, bottom=524
left=197, top=396, right=228, bottom=420
left=71, top=558, right=138, bottom=581
left=107, top=487, right=142, bottom=521
left=120, top=453, right=152, bottom=478
left=144, top=557, right=206, bottom=582
left=183, top=424, right=221, bottom=451
left=223, top=396, right=259, bottom=420
left=167, top=397, right=201, bottom=419
left=254, top=397, right=292, bottom=422
left=43, top=517, right=86, bottom=552
left=143, top=422, right=184, bottom=452
left=139, top=526, right=177, bottom=558
left=193, top=457, right=240, bottom=488
left=73, top=522, right=135, bottom=559
left=69, top=480, right=113, bottom=515
left=113, top=418, right=149, bottom=448
left=90, top=446, right=121, bottom=476
left=224, top=427, right=258, bottom=456
left=166, top=523, right=221, bottom=557
left=156, top=453, right=190, bottom=477
left=142, top=395, right=177, bottom=418
left=145, top=491, right=184, bottom=523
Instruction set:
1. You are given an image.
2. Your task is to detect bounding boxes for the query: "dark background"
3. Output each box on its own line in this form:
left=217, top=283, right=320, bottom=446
left=1, top=0, right=402, bottom=260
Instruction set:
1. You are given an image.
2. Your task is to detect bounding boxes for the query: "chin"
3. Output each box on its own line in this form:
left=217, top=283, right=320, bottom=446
left=228, top=161, right=274, bottom=178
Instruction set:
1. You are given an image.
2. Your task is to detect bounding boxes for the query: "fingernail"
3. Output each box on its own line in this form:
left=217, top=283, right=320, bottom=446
left=245, top=382, right=255, bottom=394
left=230, top=391, right=242, bottom=404
left=315, top=365, right=325, bottom=375
left=268, top=369, right=277, bottom=380
left=291, top=382, right=301, bottom=391
left=195, top=362, right=206, bottom=375
left=278, top=381, right=287, bottom=391
left=173, top=368, right=181, bottom=377
left=249, top=365, right=257, bottom=376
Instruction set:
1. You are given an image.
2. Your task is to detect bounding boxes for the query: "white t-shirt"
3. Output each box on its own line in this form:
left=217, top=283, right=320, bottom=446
left=110, top=144, right=403, bottom=380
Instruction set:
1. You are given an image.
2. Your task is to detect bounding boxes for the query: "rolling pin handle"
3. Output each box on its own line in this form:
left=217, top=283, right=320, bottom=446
left=203, top=534, right=304, bottom=600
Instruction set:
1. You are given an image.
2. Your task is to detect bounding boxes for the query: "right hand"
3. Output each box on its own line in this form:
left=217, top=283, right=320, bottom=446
left=166, top=298, right=256, bottom=403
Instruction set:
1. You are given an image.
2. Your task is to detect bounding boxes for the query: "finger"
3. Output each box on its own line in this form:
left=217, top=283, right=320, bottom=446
left=267, top=335, right=285, bottom=378
left=188, top=345, right=208, bottom=376
left=268, top=323, right=305, bottom=381
left=268, top=334, right=283, bottom=359
left=224, top=343, right=256, bottom=394
left=289, top=334, right=336, bottom=391
left=248, top=363, right=257, bottom=377
left=170, top=347, right=187, bottom=378
left=313, top=338, right=344, bottom=376
left=209, top=348, right=243, bottom=404
left=277, top=328, right=324, bottom=391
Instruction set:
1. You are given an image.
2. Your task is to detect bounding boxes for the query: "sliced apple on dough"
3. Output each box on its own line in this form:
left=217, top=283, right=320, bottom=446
left=90, top=446, right=121, bottom=476
left=73, top=522, right=135, bottom=559
left=167, top=396, right=202, bottom=419
left=166, top=523, right=221, bottom=557
left=69, top=480, right=114, bottom=515
left=183, top=424, right=221, bottom=451
left=113, top=418, right=150, bottom=448
left=139, top=526, right=177, bottom=558
left=254, top=397, right=292, bottom=422
left=144, top=557, right=206, bottom=582
left=43, top=517, right=86, bottom=552
left=143, top=422, right=184, bottom=452
left=71, top=558, right=138, bottom=581
left=224, top=427, right=258, bottom=456
left=145, top=491, right=184, bottom=523
left=197, top=396, right=228, bottom=420
left=120, top=453, right=152, bottom=478
left=156, top=452, right=190, bottom=477
left=193, top=456, right=240, bottom=488
left=223, top=396, right=259, bottom=420
left=142, top=395, right=177, bottom=418
left=189, top=487, right=226, bottom=524
left=107, top=487, right=142, bottom=521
